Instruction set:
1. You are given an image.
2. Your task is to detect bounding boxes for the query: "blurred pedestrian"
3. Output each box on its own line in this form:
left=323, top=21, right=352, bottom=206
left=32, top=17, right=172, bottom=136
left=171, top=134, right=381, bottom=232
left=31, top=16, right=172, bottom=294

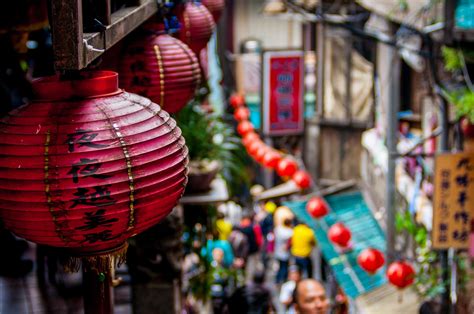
left=216, top=212, right=232, bottom=241
left=202, top=231, right=234, bottom=268
left=237, top=213, right=263, bottom=281
left=259, top=202, right=276, bottom=267
left=293, top=279, right=329, bottom=314
left=274, top=218, right=294, bottom=284
left=279, top=265, right=301, bottom=313
left=227, top=271, right=273, bottom=314
left=291, top=222, right=316, bottom=278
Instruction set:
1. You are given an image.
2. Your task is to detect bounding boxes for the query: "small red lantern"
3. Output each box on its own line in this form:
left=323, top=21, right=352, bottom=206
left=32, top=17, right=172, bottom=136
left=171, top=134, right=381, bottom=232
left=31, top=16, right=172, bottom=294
left=255, top=145, right=269, bottom=163
left=242, top=132, right=260, bottom=148
left=357, top=248, right=385, bottom=274
left=306, top=197, right=328, bottom=218
left=387, top=261, right=415, bottom=289
left=247, top=140, right=263, bottom=156
left=262, top=150, right=281, bottom=169
left=234, top=107, right=250, bottom=122
left=237, top=120, right=254, bottom=136
left=276, top=158, right=298, bottom=177
left=202, top=0, right=225, bottom=23
left=292, top=170, right=312, bottom=189
left=178, top=2, right=216, bottom=55
left=461, top=117, right=474, bottom=138
left=0, top=71, right=188, bottom=256
left=328, top=223, right=351, bottom=248
left=230, top=93, right=245, bottom=108
left=119, top=33, right=201, bottom=113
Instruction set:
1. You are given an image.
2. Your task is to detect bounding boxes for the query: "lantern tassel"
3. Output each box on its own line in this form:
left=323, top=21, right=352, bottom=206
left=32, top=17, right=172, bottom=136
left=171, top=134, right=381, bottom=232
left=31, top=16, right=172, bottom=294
left=59, top=242, right=129, bottom=274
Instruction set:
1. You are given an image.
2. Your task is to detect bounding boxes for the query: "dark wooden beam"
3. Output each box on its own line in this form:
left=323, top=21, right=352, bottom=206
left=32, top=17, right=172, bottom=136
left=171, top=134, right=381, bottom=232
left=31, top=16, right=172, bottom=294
left=51, top=0, right=84, bottom=70
left=52, top=0, right=158, bottom=70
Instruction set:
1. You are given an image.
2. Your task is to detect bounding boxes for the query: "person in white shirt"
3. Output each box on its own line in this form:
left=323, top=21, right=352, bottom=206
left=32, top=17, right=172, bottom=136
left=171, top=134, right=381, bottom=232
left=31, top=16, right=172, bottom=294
left=274, top=218, right=294, bottom=284
left=279, top=265, right=301, bottom=312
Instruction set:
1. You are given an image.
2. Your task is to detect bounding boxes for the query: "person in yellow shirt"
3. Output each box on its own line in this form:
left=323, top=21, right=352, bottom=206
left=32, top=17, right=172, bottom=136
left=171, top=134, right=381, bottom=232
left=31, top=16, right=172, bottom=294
left=216, top=212, right=232, bottom=241
left=291, top=223, right=315, bottom=278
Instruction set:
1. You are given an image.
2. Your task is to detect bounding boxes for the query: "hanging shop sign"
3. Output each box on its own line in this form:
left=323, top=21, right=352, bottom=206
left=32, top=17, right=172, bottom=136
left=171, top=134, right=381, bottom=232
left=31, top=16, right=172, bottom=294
left=432, top=152, right=474, bottom=249
left=262, top=50, right=304, bottom=136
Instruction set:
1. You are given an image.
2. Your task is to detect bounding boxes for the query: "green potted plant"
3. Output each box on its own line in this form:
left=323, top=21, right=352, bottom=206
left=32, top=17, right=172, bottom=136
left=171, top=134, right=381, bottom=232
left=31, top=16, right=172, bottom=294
left=175, top=102, right=249, bottom=195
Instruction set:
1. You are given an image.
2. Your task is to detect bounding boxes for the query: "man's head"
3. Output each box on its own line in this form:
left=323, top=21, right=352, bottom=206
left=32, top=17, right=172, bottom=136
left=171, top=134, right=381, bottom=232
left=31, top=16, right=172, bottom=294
left=288, top=265, right=301, bottom=282
left=294, top=279, right=329, bottom=314
left=212, top=247, right=224, bottom=265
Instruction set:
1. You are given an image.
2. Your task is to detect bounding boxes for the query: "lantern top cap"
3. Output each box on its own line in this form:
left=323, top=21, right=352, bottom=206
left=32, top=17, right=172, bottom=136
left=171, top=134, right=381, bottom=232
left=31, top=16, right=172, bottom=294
left=32, top=70, right=121, bottom=101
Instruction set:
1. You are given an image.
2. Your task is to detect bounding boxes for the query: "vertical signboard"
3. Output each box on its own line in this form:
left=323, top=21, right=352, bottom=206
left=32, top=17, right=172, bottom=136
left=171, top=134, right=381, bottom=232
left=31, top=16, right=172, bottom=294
left=262, top=51, right=304, bottom=136
left=433, top=153, right=474, bottom=249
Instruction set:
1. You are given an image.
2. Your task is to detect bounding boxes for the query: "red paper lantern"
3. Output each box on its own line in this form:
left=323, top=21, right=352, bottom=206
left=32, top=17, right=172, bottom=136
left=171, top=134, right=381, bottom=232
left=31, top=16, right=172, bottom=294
left=387, top=261, right=415, bottom=289
left=247, top=140, right=263, bottom=156
left=119, top=33, right=201, bottom=114
left=292, top=170, right=312, bottom=189
left=328, top=222, right=351, bottom=248
left=461, top=117, right=474, bottom=138
left=262, top=150, right=281, bottom=169
left=306, top=197, right=328, bottom=218
left=234, top=107, right=250, bottom=122
left=0, top=71, right=188, bottom=255
left=276, top=158, right=298, bottom=177
left=242, top=132, right=260, bottom=148
left=237, top=120, right=254, bottom=136
left=357, top=248, right=385, bottom=274
left=202, top=0, right=225, bottom=23
left=178, top=2, right=216, bottom=55
left=230, top=94, right=245, bottom=108
left=255, top=145, right=269, bottom=163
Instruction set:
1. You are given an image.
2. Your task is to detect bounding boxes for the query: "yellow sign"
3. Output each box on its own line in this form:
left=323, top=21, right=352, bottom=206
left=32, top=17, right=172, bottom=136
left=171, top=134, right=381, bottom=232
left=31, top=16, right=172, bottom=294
left=433, top=153, right=474, bottom=249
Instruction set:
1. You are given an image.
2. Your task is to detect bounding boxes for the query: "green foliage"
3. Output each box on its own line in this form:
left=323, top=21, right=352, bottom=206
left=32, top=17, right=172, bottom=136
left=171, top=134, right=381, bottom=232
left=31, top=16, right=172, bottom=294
left=445, top=88, right=474, bottom=123
left=442, top=46, right=474, bottom=73
left=175, top=103, right=250, bottom=196
left=442, top=47, right=463, bottom=72
left=396, top=211, right=470, bottom=299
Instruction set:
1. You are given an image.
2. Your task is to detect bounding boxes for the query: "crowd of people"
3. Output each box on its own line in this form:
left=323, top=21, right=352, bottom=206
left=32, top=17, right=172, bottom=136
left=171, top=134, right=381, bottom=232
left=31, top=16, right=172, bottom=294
left=182, top=201, right=339, bottom=314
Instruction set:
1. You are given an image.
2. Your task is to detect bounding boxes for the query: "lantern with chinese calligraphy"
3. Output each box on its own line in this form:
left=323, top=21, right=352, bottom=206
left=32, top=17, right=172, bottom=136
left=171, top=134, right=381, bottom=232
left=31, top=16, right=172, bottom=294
left=230, top=93, right=245, bottom=108
left=242, top=132, right=260, bottom=148
left=0, top=71, right=188, bottom=262
left=177, top=2, right=216, bottom=55
left=202, top=0, right=225, bottom=23
left=119, top=33, right=201, bottom=114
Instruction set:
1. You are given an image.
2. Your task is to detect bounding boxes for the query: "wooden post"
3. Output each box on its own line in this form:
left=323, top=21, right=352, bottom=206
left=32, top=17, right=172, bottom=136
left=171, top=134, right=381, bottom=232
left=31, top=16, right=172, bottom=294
left=83, top=266, right=114, bottom=314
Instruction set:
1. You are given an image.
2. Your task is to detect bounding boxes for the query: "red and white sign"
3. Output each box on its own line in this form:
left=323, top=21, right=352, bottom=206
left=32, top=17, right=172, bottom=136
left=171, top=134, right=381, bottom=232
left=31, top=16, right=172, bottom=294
left=262, top=51, right=304, bottom=136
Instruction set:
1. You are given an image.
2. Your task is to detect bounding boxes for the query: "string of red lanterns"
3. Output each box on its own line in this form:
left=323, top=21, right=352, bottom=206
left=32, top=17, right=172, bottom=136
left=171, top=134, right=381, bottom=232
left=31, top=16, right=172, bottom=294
left=229, top=92, right=416, bottom=291
left=229, top=92, right=311, bottom=189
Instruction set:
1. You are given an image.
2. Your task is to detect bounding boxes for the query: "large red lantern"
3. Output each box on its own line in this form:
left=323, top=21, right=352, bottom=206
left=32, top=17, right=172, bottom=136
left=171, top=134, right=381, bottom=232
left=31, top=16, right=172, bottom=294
left=202, top=0, right=225, bottom=23
left=237, top=120, right=254, bottom=136
left=262, top=150, right=281, bottom=169
left=178, top=2, right=216, bottom=55
left=276, top=158, right=298, bottom=177
left=306, top=197, right=328, bottom=218
left=119, top=33, right=201, bottom=114
left=234, top=107, right=250, bottom=122
left=387, top=261, right=415, bottom=289
left=292, top=170, right=312, bottom=189
left=357, top=248, right=385, bottom=274
left=328, top=222, right=351, bottom=248
left=0, top=71, right=188, bottom=256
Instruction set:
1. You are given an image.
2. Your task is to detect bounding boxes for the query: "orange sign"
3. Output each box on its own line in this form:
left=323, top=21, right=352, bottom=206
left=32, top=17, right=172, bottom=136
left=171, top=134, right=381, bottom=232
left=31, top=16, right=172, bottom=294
left=433, top=153, right=474, bottom=249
